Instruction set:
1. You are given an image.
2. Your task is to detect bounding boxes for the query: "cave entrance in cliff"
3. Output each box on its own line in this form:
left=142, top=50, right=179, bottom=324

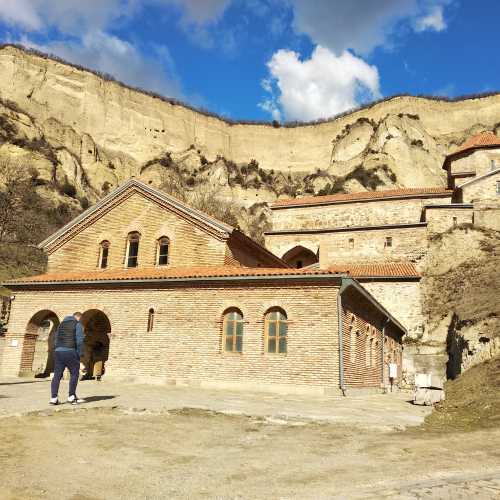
left=282, top=246, right=319, bottom=269
left=20, top=310, right=60, bottom=377
left=81, top=309, right=111, bottom=380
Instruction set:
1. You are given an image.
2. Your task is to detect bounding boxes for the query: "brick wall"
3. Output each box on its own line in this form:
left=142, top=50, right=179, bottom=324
left=45, top=190, right=283, bottom=273
left=340, top=287, right=402, bottom=389
left=47, top=191, right=231, bottom=272
left=2, top=281, right=343, bottom=394
left=271, top=195, right=451, bottom=232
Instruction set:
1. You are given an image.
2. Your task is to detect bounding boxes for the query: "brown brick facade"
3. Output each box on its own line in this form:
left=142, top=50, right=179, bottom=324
left=340, top=287, right=403, bottom=389
left=2, top=281, right=345, bottom=394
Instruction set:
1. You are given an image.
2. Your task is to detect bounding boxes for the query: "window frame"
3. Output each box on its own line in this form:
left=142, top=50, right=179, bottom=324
left=125, top=232, right=141, bottom=268
left=156, top=236, right=170, bottom=266
left=496, top=180, right=500, bottom=195
left=98, top=240, right=110, bottom=269
left=365, top=325, right=371, bottom=367
left=264, top=308, right=288, bottom=354
left=222, top=309, right=244, bottom=353
left=348, top=314, right=356, bottom=363
left=384, top=236, right=393, bottom=248
left=147, top=308, right=155, bottom=332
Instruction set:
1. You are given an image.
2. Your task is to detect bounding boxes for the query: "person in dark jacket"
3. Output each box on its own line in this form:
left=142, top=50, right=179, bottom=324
left=49, top=312, right=85, bottom=405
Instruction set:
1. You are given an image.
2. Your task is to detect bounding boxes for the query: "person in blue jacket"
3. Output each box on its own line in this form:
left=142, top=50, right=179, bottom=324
left=49, top=312, right=85, bottom=405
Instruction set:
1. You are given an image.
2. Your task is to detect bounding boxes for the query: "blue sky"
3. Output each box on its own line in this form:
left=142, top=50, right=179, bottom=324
left=0, top=1, right=498, bottom=122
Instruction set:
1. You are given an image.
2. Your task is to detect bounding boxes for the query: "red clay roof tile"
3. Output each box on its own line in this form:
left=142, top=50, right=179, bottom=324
left=329, top=262, right=420, bottom=278
left=5, top=262, right=420, bottom=285
left=271, top=187, right=452, bottom=208
left=448, top=132, right=500, bottom=157
left=5, top=265, right=343, bottom=284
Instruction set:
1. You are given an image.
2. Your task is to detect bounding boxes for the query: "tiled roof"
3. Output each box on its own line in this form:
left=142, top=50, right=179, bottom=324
left=447, top=132, right=500, bottom=158
left=271, top=187, right=452, bottom=208
left=329, top=262, right=420, bottom=278
left=5, top=262, right=420, bottom=285
left=5, top=265, right=344, bottom=285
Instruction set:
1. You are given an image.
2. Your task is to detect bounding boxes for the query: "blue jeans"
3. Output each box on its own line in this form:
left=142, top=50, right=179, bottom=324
left=51, top=350, right=80, bottom=398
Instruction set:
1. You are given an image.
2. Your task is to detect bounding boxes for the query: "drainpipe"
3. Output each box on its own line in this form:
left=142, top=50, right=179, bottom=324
left=381, top=317, right=390, bottom=388
left=337, top=288, right=347, bottom=396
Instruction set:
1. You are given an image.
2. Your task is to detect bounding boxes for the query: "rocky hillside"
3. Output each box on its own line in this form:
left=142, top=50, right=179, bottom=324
left=413, top=225, right=500, bottom=380
left=1, top=44, right=500, bottom=218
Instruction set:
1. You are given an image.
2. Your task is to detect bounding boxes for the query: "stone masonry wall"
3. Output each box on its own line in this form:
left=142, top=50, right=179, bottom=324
left=461, top=171, right=500, bottom=203
left=271, top=195, right=452, bottom=232
left=2, top=282, right=343, bottom=394
left=320, top=225, right=429, bottom=266
left=425, top=207, right=474, bottom=234
left=361, top=281, right=423, bottom=340
left=265, top=225, right=428, bottom=265
left=451, top=148, right=500, bottom=176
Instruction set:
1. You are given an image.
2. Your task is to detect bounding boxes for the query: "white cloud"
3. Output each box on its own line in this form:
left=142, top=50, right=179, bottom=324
left=288, top=0, right=451, bottom=55
left=0, top=0, right=125, bottom=34
left=0, top=0, right=43, bottom=30
left=414, top=5, right=446, bottom=32
left=21, top=31, right=182, bottom=98
left=0, top=1, right=188, bottom=98
left=260, top=45, right=380, bottom=121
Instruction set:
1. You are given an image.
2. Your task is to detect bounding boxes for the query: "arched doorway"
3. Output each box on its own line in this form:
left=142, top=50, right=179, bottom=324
left=282, top=245, right=319, bottom=269
left=20, top=310, right=60, bottom=377
left=80, top=309, right=111, bottom=378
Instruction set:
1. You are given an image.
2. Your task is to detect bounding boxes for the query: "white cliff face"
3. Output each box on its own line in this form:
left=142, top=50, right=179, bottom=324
left=1, top=44, right=500, bottom=205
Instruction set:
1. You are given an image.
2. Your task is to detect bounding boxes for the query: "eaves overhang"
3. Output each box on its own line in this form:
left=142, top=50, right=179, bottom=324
left=4, top=273, right=347, bottom=289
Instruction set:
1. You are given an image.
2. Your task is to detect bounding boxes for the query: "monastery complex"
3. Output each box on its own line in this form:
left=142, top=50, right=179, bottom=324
left=0, top=132, right=499, bottom=395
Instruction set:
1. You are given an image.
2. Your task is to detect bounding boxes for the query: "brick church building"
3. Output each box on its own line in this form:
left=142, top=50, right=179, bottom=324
left=1, top=131, right=498, bottom=393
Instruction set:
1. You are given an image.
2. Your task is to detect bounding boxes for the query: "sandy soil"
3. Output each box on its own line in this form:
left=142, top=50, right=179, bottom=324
left=1, top=406, right=500, bottom=499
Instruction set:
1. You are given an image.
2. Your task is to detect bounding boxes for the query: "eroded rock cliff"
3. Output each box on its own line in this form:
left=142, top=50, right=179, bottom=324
left=1, top=43, right=500, bottom=215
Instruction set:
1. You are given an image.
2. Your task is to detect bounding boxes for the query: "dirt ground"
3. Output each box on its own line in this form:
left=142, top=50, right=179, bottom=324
left=1, top=403, right=500, bottom=499
left=423, top=355, right=500, bottom=433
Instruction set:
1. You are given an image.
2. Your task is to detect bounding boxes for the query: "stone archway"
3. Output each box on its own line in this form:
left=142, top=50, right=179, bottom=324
left=80, top=309, right=111, bottom=378
left=20, top=310, right=60, bottom=377
left=282, top=245, right=319, bottom=269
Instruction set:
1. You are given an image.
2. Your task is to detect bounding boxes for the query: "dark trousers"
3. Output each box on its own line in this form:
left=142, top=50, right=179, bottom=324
left=51, top=350, right=80, bottom=398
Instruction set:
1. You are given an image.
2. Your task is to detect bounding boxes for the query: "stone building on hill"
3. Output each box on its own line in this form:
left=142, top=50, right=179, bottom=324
left=265, top=132, right=500, bottom=378
left=0, top=179, right=405, bottom=395
left=0, top=132, right=498, bottom=391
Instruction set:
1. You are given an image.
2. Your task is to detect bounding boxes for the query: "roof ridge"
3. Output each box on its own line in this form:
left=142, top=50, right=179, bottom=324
left=447, top=131, right=500, bottom=158
left=272, top=187, right=452, bottom=208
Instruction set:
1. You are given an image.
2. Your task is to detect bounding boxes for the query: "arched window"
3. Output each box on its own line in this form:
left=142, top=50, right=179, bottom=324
left=98, top=240, right=110, bottom=269
left=147, top=308, right=155, bottom=332
left=265, top=308, right=288, bottom=354
left=156, top=237, right=170, bottom=266
left=223, top=309, right=244, bottom=352
left=349, top=314, right=356, bottom=363
left=365, top=325, right=371, bottom=367
left=126, top=232, right=140, bottom=268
